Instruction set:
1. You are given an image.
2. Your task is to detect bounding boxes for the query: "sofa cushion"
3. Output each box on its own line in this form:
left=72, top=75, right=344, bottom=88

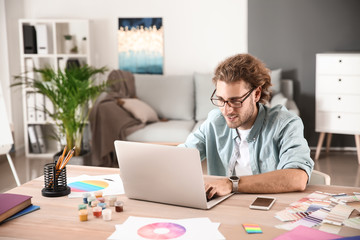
left=270, top=68, right=282, bottom=95
left=120, top=98, right=159, bottom=123
left=194, top=72, right=217, bottom=121
left=126, top=120, right=195, bottom=143
left=285, top=100, right=300, bottom=116
left=270, top=93, right=288, bottom=107
left=134, top=74, right=194, bottom=120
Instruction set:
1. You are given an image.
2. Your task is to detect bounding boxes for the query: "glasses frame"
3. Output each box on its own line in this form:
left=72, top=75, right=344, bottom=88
left=210, top=88, right=255, bottom=108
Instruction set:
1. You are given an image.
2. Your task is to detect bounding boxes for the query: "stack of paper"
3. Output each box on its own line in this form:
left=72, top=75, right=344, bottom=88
left=107, top=216, right=225, bottom=240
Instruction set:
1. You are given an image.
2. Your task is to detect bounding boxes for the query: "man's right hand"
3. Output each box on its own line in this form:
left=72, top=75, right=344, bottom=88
left=204, top=177, right=232, bottom=200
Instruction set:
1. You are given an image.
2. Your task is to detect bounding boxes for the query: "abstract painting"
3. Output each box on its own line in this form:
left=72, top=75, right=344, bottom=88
left=118, top=18, right=163, bottom=74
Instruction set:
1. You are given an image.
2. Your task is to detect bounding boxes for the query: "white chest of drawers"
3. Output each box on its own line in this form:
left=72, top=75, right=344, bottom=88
left=315, top=53, right=360, bottom=164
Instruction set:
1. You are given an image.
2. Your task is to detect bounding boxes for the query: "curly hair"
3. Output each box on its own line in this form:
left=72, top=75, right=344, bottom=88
left=212, top=53, right=272, bottom=104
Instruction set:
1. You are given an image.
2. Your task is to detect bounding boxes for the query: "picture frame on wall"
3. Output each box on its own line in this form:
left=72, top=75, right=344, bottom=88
left=118, top=18, right=163, bottom=74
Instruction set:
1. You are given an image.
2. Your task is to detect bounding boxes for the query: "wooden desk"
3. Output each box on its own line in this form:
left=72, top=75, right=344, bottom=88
left=2, top=165, right=360, bottom=240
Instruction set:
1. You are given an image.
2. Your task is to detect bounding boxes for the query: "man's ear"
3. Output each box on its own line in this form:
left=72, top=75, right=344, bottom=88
left=254, top=86, right=262, bottom=103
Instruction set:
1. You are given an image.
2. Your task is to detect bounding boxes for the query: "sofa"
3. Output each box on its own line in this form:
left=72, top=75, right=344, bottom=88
left=124, top=70, right=300, bottom=144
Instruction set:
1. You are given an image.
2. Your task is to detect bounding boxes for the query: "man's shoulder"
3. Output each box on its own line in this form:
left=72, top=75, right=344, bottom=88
left=207, top=108, right=224, bottom=120
left=264, top=104, right=300, bottom=122
left=202, top=109, right=229, bottom=132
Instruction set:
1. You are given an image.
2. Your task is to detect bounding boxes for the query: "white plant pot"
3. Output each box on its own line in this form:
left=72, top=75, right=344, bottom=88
left=64, top=39, right=73, bottom=54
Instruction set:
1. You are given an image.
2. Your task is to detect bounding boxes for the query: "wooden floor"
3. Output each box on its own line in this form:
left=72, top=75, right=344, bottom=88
left=1, top=150, right=359, bottom=193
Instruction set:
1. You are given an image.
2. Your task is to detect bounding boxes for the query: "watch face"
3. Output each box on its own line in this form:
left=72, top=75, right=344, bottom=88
left=229, top=176, right=239, bottom=181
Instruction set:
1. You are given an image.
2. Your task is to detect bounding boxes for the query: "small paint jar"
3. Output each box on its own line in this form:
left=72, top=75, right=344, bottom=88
left=79, top=209, right=88, bottom=221
left=82, top=193, right=90, bottom=204
left=115, top=200, right=124, bottom=212
left=93, top=206, right=102, bottom=218
left=91, top=200, right=99, bottom=208
left=108, top=196, right=117, bottom=207
left=102, top=209, right=112, bottom=221
left=87, top=196, right=96, bottom=206
left=78, top=204, right=87, bottom=210
left=98, top=202, right=106, bottom=209
left=94, top=191, right=103, bottom=198
left=97, top=197, right=105, bottom=203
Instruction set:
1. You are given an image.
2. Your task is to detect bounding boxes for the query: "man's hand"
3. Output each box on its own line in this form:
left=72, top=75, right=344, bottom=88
left=204, top=177, right=232, bottom=200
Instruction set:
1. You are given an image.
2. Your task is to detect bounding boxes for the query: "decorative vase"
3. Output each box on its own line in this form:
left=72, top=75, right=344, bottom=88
left=64, top=39, right=73, bottom=54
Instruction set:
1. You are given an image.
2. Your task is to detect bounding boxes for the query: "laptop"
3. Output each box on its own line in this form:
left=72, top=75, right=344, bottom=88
left=114, top=140, right=233, bottom=209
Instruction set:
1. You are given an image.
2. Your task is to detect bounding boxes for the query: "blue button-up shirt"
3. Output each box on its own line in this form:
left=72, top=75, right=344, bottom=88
left=179, top=104, right=314, bottom=179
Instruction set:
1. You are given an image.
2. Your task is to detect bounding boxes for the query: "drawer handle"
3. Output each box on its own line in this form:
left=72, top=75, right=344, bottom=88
left=338, top=78, right=342, bottom=82
left=338, top=97, right=341, bottom=101
left=337, top=115, right=341, bottom=119
left=339, top=59, right=342, bottom=63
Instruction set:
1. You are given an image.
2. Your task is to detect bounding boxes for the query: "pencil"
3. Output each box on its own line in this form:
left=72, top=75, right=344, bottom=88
left=49, top=146, right=75, bottom=188
left=60, top=147, right=75, bottom=169
left=55, top=146, right=67, bottom=170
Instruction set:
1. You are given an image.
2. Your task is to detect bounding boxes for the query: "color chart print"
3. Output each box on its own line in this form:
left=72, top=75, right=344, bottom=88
left=137, top=222, right=186, bottom=239
left=107, top=216, right=225, bottom=239
left=242, top=224, right=262, bottom=234
left=67, top=174, right=125, bottom=198
left=68, top=180, right=109, bottom=192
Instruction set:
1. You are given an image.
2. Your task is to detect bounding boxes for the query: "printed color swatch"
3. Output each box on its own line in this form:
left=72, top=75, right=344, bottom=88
left=137, top=222, right=186, bottom=239
left=243, top=223, right=263, bottom=234
left=68, top=180, right=109, bottom=192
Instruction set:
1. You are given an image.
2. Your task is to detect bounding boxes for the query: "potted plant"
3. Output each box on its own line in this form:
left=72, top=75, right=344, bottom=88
left=13, top=64, right=108, bottom=158
left=63, top=34, right=74, bottom=54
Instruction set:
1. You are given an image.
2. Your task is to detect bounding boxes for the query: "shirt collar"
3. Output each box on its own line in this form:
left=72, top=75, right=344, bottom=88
left=248, top=103, right=266, bottom=142
left=230, top=103, right=265, bottom=142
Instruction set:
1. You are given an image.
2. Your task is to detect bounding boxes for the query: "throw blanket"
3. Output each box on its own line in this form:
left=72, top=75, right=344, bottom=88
left=89, top=70, right=144, bottom=166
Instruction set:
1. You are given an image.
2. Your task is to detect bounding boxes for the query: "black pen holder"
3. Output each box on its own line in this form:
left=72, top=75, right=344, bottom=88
left=41, top=163, right=71, bottom=197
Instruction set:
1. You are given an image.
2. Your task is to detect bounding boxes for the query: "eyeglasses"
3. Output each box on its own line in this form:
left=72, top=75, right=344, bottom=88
left=210, top=88, right=255, bottom=108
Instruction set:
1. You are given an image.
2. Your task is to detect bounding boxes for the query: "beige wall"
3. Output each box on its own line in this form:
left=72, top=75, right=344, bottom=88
left=3, top=0, right=248, bottom=152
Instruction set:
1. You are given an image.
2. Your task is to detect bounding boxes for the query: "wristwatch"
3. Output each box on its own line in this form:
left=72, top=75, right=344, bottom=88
left=228, top=176, right=240, bottom=193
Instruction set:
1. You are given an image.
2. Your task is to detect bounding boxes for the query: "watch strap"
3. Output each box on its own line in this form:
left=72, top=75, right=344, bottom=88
left=229, top=176, right=240, bottom=193
left=232, top=178, right=239, bottom=193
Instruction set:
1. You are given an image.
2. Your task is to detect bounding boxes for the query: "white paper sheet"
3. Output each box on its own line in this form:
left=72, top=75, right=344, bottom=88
left=107, top=216, right=225, bottom=240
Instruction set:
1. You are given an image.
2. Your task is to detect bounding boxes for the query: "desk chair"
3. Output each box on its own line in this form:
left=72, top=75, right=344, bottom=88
left=309, top=170, right=331, bottom=185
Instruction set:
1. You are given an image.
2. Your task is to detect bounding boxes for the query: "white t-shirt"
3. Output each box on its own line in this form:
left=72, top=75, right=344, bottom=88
left=233, top=128, right=252, bottom=176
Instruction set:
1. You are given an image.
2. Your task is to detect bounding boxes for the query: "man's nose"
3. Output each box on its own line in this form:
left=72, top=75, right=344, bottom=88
left=223, top=102, right=234, bottom=113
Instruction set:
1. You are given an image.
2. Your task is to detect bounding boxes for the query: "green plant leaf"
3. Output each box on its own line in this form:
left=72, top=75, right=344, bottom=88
left=12, top=64, right=108, bottom=156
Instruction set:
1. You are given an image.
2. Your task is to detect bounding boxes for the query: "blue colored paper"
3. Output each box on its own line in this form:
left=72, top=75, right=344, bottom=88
left=2, top=205, right=40, bottom=223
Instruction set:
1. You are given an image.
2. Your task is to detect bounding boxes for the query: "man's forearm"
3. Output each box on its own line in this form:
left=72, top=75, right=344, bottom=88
left=238, top=169, right=308, bottom=193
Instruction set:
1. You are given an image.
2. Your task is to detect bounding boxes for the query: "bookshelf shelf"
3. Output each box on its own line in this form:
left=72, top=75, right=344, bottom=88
left=19, top=19, right=91, bottom=158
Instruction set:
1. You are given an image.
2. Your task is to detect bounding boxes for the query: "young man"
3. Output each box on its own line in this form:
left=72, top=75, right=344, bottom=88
left=180, top=53, right=314, bottom=199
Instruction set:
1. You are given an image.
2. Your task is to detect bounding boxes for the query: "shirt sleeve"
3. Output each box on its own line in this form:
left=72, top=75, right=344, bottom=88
left=178, top=124, right=207, bottom=161
left=276, top=116, right=314, bottom=181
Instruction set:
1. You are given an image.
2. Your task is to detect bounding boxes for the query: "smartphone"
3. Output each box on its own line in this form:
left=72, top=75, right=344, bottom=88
left=249, top=196, right=276, bottom=210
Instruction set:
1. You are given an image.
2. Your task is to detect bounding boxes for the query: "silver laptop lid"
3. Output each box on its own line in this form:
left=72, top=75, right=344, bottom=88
left=114, top=140, right=211, bottom=209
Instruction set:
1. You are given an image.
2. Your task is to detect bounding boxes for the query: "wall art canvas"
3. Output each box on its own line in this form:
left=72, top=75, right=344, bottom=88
left=118, top=18, right=163, bottom=74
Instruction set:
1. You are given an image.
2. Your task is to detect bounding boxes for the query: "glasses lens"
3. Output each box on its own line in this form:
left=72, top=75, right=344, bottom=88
left=228, top=100, right=242, bottom=108
left=211, top=99, right=224, bottom=107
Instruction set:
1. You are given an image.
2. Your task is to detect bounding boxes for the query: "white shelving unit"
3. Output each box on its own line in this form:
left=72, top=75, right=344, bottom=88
left=19, top=19, right=91, bottom=158
left=315, top=52, right=360, bottom=164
